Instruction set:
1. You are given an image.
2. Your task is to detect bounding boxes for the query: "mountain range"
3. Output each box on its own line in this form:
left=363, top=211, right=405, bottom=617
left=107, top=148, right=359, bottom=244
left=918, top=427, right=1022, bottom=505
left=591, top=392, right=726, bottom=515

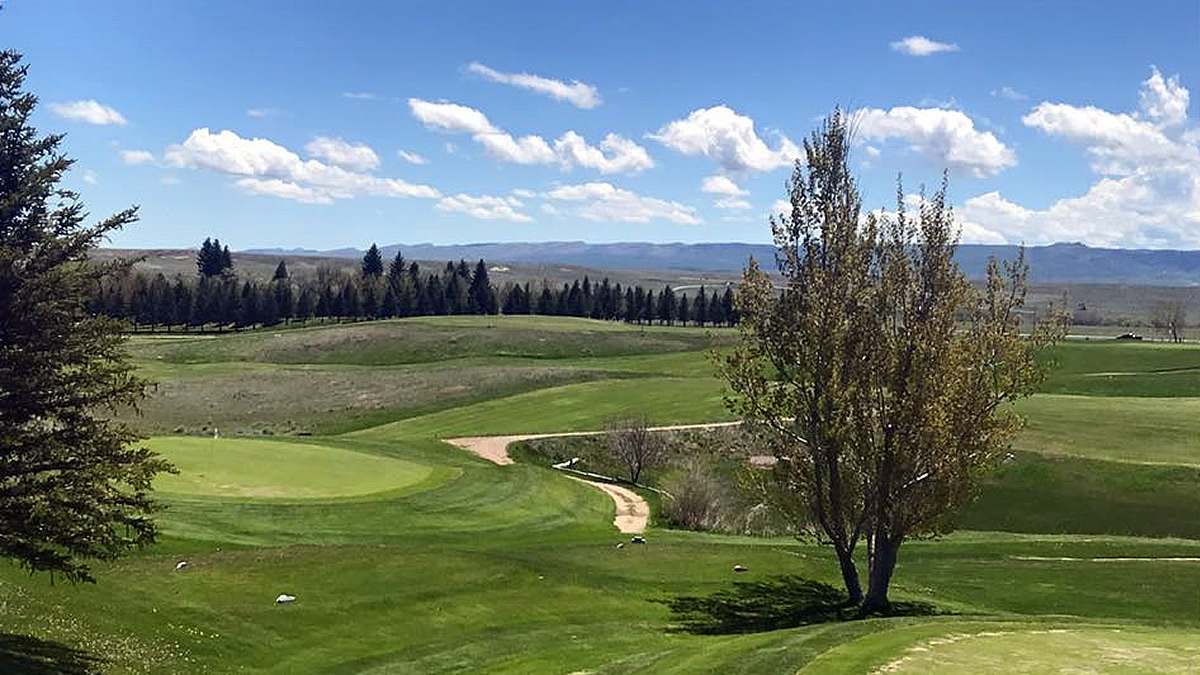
left=245, top=241, right=1200, bottom=286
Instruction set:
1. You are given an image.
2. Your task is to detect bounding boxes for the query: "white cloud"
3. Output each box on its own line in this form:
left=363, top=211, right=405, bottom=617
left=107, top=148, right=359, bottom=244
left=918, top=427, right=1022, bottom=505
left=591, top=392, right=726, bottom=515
left=437, top=193, right=532, bottom=221
left=1138, top=66, right=1189, bottom=128
left=409, top=98, right=652, bottom=173
left=553, top=131, right=654, bottom=173
left=769, top=199, right=791, bottom=218
left=545, top=182, right=700, bottom=224
left=82, top=170, right=98, bottom=185
left=511, top=188, right=536, bottom=198
left=992, top=86, right=1028, bottom=101
left=409, top=98, right=497, bottom=135
left=541, top=203, right=562, bottom=216
left=304, top=136, right=380, bottom=171
left=466, top=62, right=601, bottom=109
left=650, top=105, right=799, bottom=172
left=444, top=142, right=458, bottom=154
left=397, top=149, right=429, bottom=165
left=48, top=99, right=127, bottom=125
left=854, top=106, right=1016, bottom=177
left=960, top=67, right=1200, bottom=248
left=159, top=175, right=181, bottom=186
left=700, top=175, right=748, bottom=196
left=342, top=91, right=378, bottom=100
left=246, top=107, right=282, bottom=118
left=164, top=128, right=438, bottom=204
left=120, top=149, right=155, bottom=165
left=890, top=36, right=960, bottom=56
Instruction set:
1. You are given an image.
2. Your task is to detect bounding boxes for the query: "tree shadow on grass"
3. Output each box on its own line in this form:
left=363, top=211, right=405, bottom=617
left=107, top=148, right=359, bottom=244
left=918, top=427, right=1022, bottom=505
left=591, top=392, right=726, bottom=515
left=0, top=633, right=105, bottom=675
left=661, top=575, right=940, bottom=635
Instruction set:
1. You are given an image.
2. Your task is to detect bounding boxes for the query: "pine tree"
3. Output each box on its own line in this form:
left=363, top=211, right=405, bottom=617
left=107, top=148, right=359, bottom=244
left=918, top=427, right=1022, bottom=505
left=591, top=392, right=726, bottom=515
left=387, top=250, right=406, bottom=284
left=0, top=51, right=172, bottom=582
left=695, top=287, right=708, bottom=327
left=678, top=293, right=690, bottom=326
left=361, top=243, right=384, bottom=278
left=272, top=260, right=289, bottom=281
left=469, top=259, right=494, bottom=314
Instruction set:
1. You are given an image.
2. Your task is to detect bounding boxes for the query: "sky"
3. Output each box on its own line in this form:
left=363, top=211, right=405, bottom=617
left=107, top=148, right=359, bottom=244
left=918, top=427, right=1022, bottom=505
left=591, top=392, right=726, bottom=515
left=5, top=0, right=1199, bottom=250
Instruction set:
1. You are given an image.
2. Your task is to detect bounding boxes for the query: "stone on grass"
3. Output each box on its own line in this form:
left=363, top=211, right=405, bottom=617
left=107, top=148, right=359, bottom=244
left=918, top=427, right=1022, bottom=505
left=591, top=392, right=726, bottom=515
left=174, top=561, right=188, bottom=571
left=616, top=542, right=625, bottom=549
left=733, top=564, right=748, bottom=573
left=631, top=535, right=645, bottom=544
left=275, top=594, right=296, bottom=604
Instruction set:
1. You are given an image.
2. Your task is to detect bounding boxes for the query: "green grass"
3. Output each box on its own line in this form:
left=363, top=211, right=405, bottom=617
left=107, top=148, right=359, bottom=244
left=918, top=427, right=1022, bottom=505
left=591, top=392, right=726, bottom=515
left=1013, top=395, right=1200, bottom=465
left=956, top=451, right=1200, bottom=538
left=136, top=316, right=729, bottom=367
left=150, top=436, right=443, bottom=499
left=800, top=621, right=1200, bottom=673
left=1, top=315, right=1197, bottom=673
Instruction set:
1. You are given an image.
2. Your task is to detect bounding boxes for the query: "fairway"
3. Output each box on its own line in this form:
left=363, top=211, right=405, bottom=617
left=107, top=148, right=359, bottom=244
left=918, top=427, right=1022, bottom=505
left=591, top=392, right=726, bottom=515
left=150, top=436, right=437, bottom=498
left=801, top=622, right=1200, bottom=674
left=3, top=317, right=1198, bottom=674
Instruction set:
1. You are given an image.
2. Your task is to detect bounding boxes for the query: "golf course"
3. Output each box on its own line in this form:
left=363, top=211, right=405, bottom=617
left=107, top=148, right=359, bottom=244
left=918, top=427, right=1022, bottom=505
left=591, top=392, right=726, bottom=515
left=1, top=315, right=1197, bottom=673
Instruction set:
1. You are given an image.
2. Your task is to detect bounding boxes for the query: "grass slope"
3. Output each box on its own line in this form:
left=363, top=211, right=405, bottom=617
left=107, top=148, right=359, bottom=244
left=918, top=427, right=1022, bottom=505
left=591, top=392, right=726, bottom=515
left=0, top=316, right=1195, bottom=673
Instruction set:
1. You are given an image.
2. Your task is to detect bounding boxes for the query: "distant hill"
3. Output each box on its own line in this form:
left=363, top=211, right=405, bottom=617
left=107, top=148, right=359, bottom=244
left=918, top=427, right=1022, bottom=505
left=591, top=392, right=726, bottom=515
left=246, top=241, right=1200, bottom=286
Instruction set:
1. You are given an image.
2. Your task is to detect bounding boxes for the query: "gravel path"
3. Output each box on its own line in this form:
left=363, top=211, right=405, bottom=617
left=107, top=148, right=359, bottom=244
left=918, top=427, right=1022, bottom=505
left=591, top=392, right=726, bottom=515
left=442, top=421, right=743, bottom=534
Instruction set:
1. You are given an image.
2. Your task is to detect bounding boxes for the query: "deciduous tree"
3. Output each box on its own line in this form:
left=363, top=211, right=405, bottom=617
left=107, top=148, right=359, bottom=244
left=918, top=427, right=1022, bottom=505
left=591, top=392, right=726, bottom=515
left=720, top=110, right=1065, bottom=614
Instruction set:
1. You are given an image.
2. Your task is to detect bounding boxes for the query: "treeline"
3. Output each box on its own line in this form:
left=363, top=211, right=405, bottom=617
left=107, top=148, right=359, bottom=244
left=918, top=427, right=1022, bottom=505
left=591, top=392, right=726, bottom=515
left=88, top=241, right=738, bottom=329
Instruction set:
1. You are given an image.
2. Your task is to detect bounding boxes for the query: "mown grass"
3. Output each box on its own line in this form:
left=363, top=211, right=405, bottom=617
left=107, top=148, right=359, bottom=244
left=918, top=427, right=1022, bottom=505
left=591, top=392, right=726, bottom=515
left=0, top=315, right=1194, bottom=673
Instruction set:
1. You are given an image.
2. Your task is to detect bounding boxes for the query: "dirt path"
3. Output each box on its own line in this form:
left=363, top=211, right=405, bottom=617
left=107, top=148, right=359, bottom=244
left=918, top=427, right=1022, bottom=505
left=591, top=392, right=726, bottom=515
left=442, top=421, right=742, bottom=534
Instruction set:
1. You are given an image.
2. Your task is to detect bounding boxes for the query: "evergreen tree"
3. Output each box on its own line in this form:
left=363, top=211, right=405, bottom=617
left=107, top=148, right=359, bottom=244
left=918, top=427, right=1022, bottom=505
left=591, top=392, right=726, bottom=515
left=708, top=292, right=724, bottom=327
left=537, top=283, right=554, bottom=315
left=0, top=51, right=172, bottom=582
left=657, top=285, right=677, bottom=325
left=361, top=243, right=384, bottom=278
left=678, top=293, right=690, bottom=326
left=721, top=287, right=736, bottom=326
left=695, top=287, right=708, bottom=327
left=380, top=284, right=398, bottom=318
left=469, top=259, right=495, bottom=314
left=387, top=250, right=406, bottom=284
left=219, top=245, right=233, bottom=275
left=296, top=287, right=316, bottom=322
left=272, top=260, right=289, bottom=281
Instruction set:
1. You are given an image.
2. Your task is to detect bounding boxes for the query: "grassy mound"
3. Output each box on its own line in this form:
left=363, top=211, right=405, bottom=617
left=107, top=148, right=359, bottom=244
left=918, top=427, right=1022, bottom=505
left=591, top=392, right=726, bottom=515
left=150, top=436, right=437, bottom=499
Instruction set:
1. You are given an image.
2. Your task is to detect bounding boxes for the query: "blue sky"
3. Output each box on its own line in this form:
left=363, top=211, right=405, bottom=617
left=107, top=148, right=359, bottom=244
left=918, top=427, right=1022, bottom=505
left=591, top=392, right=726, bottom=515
left=5, top=1, right=1199, bottom=250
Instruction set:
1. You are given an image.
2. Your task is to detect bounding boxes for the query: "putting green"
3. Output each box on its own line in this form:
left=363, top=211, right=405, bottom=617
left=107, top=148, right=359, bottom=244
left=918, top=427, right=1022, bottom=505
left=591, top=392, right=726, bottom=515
left=150, top=436, right=435, bottom=498
left=802, top=621, right=1200, bottom=674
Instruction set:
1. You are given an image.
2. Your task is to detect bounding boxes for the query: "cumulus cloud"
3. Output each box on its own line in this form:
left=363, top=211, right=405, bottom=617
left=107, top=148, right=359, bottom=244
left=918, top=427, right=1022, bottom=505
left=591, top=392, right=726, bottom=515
left=650, top=105, right=799, bottom=172
left=304, top=136, right=380, bottom=171
left=511, top=188, right=536, bottom=198
left=466, top=62, right=601, bottom=109
left=1139, top=67, right=1189, bottom=128
left=553, top=131, right=654, bottom=173
left=120, top=149, right=155, bottom=165
left=700, top=175, right=748, bottom=196
left=715, top=197, right=752, bottom=210
left=82, top=170, right=98, bottom=185
left=48, top=99, right=127, bottom=125
left=854, top=106, right=1016, bottom=177
left=545, top=182, right=700, bottom=224
left=397, top=149, right=429, bottom=165
left=437, top=193, right=532, bottom=221
left=890, top=36, right=959, bottom=56
left=164, top=128, right=438, bottom=204
left=408, top=98, right=652, bottom=173
left=960, top=67, right=1200, bottom=248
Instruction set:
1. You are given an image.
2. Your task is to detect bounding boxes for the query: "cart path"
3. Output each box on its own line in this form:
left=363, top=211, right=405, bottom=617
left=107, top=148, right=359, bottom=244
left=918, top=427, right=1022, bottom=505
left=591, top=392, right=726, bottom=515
left=442, top=421, right=743, bottom=534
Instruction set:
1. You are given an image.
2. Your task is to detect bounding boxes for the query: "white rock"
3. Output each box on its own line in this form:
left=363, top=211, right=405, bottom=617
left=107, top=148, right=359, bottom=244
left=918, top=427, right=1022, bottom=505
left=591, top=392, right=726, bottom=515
left=275, top=594, right=296, bottom=604
left=175, top=561, right=188, bottom=571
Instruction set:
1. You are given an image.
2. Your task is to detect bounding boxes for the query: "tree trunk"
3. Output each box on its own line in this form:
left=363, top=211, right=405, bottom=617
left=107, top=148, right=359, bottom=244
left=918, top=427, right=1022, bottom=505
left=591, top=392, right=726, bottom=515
left=834, top=544, right=863, bottom=605
left=860, top=533, right=899, bottom=614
